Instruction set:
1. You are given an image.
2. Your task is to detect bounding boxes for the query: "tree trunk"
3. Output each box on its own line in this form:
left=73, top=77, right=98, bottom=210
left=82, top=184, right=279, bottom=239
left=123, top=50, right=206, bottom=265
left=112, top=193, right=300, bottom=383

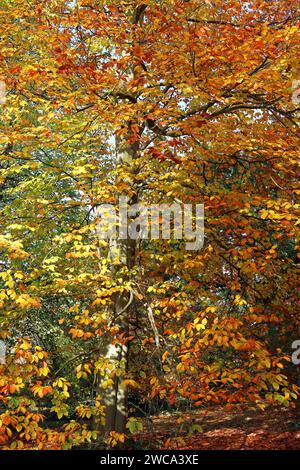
left=94, top=2, right=146, bottom=442
left=96, top=135, right=138, bottom=438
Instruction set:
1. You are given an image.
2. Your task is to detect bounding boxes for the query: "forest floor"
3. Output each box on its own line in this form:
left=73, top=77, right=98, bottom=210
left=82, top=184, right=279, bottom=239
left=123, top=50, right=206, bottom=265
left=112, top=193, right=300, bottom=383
left=135, top=405, right=300, bottom=450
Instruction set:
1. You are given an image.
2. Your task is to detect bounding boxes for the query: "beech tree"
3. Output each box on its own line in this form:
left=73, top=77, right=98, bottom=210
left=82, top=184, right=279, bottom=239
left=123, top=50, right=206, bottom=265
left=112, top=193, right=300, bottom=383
left=0, top=0, right=299, bottom=449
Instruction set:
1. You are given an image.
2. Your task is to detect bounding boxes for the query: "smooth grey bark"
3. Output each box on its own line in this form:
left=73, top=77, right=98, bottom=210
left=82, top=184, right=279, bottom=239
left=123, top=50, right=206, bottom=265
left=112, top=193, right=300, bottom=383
left=95, top=136, right=138, bottom=438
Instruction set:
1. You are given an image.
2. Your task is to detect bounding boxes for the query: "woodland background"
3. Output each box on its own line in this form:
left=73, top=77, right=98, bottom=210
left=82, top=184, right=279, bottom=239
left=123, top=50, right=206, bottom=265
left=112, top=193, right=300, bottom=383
left=0, top=0, right=299, bottom=450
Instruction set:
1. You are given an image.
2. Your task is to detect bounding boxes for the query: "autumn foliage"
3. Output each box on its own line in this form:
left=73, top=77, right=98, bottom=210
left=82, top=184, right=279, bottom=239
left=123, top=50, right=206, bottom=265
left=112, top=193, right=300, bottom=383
left=0, top=0, right=299, bottom=450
